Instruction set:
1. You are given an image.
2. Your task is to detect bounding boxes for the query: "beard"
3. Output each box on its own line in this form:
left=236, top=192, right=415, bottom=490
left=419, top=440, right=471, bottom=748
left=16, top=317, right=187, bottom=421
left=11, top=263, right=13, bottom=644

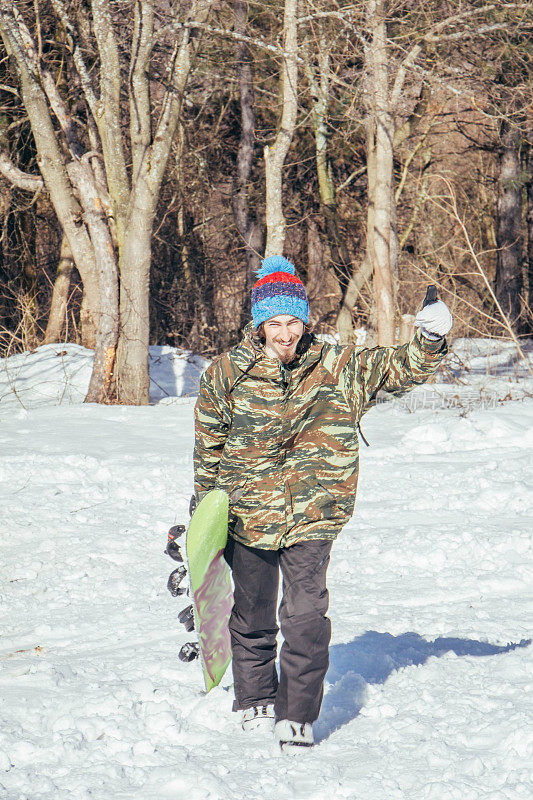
left=277, top=345, right=298, bottom=364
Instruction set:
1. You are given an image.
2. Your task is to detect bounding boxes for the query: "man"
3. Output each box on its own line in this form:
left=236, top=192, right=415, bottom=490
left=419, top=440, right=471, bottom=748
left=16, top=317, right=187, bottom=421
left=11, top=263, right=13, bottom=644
left=193, top=255, right=452, bottom=751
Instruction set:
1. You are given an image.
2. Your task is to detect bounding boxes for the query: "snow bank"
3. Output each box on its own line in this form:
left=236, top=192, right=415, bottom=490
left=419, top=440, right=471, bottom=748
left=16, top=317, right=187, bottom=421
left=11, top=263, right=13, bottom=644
left=439, top=337, right=533, bottom=403
left=0, top=344, right=93, bottom=408
left=0, top=343, right=209, bottom=409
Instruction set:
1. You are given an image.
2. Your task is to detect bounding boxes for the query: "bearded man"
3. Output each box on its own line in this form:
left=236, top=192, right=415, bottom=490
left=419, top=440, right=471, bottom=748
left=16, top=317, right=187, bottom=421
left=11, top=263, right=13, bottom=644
left=193, top=255, right=452, bottom=751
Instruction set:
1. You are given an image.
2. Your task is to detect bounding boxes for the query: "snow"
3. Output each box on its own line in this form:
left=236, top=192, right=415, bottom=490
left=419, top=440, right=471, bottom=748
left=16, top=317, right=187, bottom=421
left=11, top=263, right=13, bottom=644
left=0, top=337, right=532, bottom=799
left=0, top=343, right=208, bottom=408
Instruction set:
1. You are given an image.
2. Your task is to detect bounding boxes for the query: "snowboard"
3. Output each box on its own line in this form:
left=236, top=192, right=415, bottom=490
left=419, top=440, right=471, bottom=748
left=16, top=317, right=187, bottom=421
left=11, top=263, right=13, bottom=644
left=165, top=489, right=233, bottom=692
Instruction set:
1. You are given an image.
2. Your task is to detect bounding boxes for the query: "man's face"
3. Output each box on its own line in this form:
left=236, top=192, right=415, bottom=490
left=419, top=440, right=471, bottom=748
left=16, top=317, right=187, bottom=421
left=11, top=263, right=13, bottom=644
left=263, top=315, right=304, bottom=363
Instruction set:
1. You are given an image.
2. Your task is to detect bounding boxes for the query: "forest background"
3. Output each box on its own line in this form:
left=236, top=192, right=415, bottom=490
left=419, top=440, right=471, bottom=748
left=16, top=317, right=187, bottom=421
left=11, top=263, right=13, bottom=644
left=0, top=1, right=531, bottom=404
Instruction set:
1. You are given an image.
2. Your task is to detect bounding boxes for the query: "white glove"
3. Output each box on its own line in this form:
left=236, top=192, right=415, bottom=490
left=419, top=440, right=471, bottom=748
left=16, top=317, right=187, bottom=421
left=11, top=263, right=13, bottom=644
left=414, top=299, right=453, bottom=340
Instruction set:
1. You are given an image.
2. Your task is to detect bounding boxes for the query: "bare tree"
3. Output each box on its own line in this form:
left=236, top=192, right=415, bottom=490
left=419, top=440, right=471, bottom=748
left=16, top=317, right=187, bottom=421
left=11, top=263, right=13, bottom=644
left=264, top=0, right=298, bottom=257
left=0, top=0, right=213, bottom=403
left=302, top=15, right=367, bottom=343
left=114, top=0, right=210, bottom=402
left=0, top=3, right=117, bottom=400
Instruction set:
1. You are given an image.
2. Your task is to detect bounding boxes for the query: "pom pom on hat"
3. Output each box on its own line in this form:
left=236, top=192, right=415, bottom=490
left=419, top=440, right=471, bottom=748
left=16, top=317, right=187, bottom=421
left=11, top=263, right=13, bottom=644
left=251, top=255, right=309, bottom=327
left=257, top=255, right=296, bottom=279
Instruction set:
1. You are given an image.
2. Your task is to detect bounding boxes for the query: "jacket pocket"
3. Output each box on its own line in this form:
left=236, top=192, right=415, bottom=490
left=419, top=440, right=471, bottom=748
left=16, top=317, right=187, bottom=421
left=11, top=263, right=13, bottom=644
left=227, top=475, right=285, bottom=541
left=289, top=477, right=345, bottom=526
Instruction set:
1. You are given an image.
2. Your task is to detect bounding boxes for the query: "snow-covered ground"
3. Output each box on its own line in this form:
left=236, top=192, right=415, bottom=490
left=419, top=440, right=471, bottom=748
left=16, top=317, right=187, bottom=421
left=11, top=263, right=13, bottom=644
left=0, top=338, right=531, bottom=800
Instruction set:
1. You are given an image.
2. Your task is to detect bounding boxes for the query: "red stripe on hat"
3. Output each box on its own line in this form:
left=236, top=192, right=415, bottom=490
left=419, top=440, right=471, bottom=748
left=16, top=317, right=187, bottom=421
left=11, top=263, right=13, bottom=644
left=254, top=272, right=303, bottom=288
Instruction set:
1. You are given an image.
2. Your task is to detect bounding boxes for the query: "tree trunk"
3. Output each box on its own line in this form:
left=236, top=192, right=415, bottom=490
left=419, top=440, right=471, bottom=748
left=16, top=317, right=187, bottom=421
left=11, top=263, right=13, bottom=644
left=306, top=217, right=340, bottom=327
left=303, top=32, right=360, bottom=340
left=44, top=235, right=74, bottom=343
left=1, top=0, right=215, bottom=405
left=362, top=111, right=378, bottom=342
left=495, top=121, right=523, bottom=331
left=79, top=282, right=100, bottom=349
left=336, top=256, right=373, bottom=343
left=526, top=141, right=533, bottom=331
left=90, top=0, right=130, bottom=245
left=68, top=159, right=119, bottom=402
left=366, top=0, right=396, bottom=345
left=264, top=0, right=298, bottom=257
left=116, top=189, right=153, bottom=405
left=232, top=0, right=262, bottom=329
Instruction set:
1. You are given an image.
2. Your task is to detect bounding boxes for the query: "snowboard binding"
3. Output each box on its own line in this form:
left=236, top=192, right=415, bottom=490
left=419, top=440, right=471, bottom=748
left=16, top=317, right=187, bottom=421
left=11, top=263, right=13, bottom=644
left=179, top=642, right=200, bottom=662
left=167, top=565, right=187, bottom=597
left=165, top=524, right=186, bottom=562
left=165, top=523, right=199, bottom=661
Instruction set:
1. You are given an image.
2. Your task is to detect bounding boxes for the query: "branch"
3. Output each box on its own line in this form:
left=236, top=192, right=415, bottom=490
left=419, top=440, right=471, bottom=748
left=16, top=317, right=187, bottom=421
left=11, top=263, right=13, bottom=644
left=1, top=3, right=99, bottom=173
left=129, top=0, right=153, bottom=181
left=425, top=21, right=530, bottom=44
left=0, top=3, right=101, bottom=301
left=390, top=3, right=530, bottom=108
left=394, top=3, right=530, bottom=43
left=395, top=135, right=429, bottom=203
left=0, top=82, right=19, bottom=97
left=432, top=175, right=532, bottom=373
left=1, top=4, right=120, bottom=246
left=49, top=0, right=99, bottom=114
left=393, top=82, right=432, bottom=148
left=88, top=0, right=130, bottom=241
left=0, top=149, right=43, bottom=191
left=92, top=0, right=123, bottom=128
left=41, top=72, right=84, bottom=157
left=157, top=3, right=530, bottom=61
left=0, top=3, right=40, bottom=82
left=149, top=1, right=213, bottom=192
left=337, top=166, right=366, bottom=194
left=297, top=8, right=360, bottom=25
left=390, top=44, right=422, bottom=109
left=155, top=19, right=281, bottom=56
left=408, top=256, right=520, bottom=335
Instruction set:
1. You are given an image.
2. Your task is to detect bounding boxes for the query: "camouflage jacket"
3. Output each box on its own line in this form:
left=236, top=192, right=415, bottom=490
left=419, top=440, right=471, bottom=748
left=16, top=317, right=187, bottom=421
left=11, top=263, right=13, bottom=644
left=194, top=323, right=447, bottom=550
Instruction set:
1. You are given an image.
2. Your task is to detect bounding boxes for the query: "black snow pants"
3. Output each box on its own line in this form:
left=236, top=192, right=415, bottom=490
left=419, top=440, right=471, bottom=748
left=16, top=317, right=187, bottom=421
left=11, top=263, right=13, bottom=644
left=224, top=536, right=332, bottom=724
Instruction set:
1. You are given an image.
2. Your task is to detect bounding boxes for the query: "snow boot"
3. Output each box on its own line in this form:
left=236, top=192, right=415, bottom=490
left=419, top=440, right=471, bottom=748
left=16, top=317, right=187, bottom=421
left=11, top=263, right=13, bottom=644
left=275, top=720, right=314, bottom=753
left=241, top=704, right=275, bottom=733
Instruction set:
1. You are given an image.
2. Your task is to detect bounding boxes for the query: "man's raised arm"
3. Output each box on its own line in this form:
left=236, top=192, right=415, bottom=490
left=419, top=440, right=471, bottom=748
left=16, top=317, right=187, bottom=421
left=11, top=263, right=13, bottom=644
left=347, top=298, right=452, bottom=409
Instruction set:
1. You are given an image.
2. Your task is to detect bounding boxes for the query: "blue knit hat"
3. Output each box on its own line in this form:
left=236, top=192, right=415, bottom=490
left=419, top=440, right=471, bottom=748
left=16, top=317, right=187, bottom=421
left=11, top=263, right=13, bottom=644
left=251, top=256, right=309, bottom=328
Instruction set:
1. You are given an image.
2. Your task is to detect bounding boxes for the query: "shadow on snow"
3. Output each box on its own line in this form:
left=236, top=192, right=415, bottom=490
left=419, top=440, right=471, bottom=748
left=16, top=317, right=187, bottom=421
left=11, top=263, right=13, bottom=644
left=314, top=631, right=530, bottom=743
left=148, top=347, right=205, bottom=403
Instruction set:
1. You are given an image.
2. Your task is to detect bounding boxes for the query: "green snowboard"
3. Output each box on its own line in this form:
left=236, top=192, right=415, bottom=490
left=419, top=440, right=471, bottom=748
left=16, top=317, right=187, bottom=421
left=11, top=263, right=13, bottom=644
left=186, top=489, right=233, bottom=692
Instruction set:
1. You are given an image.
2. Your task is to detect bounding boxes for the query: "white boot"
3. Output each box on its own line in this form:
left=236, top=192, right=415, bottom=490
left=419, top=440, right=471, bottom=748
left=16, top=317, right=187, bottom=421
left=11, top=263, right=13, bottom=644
left=275, top=719, right=314, bottom=752
left=241, top=704, right=275, bottom=733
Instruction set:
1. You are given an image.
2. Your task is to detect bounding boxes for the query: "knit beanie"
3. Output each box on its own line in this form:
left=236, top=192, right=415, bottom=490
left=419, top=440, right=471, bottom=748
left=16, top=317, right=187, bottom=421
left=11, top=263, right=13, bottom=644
left=251, top=256, right=309, bottom=328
